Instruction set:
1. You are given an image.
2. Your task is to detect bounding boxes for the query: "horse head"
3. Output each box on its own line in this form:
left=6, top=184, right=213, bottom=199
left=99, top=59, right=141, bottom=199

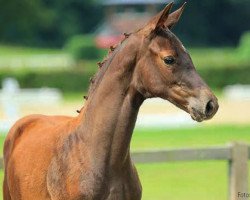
left=131, top=2, right=219, bottom=122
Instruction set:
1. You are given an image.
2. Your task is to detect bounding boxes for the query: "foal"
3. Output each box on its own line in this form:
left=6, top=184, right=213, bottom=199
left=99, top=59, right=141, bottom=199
left=3, top=3, right=218, bottom=200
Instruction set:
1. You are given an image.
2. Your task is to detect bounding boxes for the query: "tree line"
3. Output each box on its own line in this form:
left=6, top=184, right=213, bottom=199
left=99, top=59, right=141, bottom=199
left=0, top=0, right=249, bottom=47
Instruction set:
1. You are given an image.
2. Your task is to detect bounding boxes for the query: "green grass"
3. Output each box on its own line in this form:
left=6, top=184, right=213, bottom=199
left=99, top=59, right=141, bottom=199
left=0, top=45, right=63, bottom=56
left=131, top=125, right=250, bottom=150
left=0, top=125, right=250, bottom=199
left=131, top=125, right=250, bottom=200
left=137, top=161, right=228, bottom=200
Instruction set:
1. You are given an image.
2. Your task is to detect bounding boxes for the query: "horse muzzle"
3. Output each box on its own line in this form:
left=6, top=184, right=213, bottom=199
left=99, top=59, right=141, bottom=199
left=188, top=96, right=219, bottom=122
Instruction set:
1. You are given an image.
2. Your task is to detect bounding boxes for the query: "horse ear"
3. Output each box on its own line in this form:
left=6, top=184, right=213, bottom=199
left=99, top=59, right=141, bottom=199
left=142, top=2, right=185, bottom=33
left=155, top=2, right=174, bottom=29
left=166, top=2, right=187, bottom=29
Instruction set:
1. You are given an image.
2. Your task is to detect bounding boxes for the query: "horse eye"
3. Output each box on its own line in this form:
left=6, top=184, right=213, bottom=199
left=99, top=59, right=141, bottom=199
left=164, top=56, right=175, bottom=65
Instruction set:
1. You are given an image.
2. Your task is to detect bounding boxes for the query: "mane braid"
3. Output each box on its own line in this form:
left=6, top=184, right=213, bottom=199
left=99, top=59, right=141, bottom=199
left=76, top=34, right=131, bottom=113
left=87, top=34, right=130, bottom=97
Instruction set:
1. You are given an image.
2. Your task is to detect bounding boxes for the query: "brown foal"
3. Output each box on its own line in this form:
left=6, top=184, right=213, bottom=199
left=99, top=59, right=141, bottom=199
left=3, top=2, right=218, bottom=200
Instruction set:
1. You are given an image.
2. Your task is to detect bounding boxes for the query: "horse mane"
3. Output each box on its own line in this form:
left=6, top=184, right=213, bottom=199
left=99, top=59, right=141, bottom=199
left=77, top=33, right=131, bottom=113
left=88, top=33, right=131, bottom=97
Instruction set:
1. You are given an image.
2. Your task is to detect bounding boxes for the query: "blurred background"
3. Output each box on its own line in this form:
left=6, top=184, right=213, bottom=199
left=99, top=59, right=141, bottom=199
left=0, top=0, right=250, bottom=199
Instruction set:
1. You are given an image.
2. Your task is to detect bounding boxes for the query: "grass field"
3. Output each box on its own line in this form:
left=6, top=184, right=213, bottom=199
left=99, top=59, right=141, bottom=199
left=0, top=125, right=249, bottom=199
left=132, top=125, right=250, bottom=200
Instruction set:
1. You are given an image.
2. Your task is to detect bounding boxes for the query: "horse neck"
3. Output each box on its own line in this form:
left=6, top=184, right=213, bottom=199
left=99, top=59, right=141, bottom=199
left=78, top=37, right=144, bottom=170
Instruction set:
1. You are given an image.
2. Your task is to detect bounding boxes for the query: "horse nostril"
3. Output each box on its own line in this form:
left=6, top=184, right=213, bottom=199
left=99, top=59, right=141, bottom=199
left=205, top=100, right=214, bottom=117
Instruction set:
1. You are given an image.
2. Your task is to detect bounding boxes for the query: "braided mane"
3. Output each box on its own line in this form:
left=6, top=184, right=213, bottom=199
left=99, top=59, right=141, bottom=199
left=77, top=33, right=131, bottom=113
left=87, top=33, right=131, bottom=98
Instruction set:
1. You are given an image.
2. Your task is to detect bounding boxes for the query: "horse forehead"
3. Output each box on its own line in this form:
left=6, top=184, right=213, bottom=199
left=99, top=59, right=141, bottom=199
left=169, top=34, right=188, bottom=54
left=168, top=33, right=187, bottom=52
left=180, top=43, right=187, bottom=53
left=154, top=30, right=184, bottom=51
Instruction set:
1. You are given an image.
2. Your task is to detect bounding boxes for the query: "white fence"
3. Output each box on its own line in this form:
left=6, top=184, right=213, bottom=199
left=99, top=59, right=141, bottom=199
left=0, top=142, right=247, bottom=200
left=131, top=142, right=248, bottom=200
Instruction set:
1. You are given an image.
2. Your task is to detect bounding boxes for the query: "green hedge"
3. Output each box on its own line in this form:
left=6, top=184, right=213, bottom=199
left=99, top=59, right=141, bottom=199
left=64, top=34, right=106, bottom=61
left=238, top=31, right=250, bottom=61
left=0, top=70, right=94, bottom=93
left=198, top=65, right=250, bottom=89
left=1, top=66, right=250, bottom=92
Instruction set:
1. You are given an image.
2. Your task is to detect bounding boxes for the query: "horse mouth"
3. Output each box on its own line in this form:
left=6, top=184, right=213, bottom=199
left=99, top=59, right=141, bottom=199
left=169, top=99, right=206, bottom=122
left=189, top=107, right=206, bottom=122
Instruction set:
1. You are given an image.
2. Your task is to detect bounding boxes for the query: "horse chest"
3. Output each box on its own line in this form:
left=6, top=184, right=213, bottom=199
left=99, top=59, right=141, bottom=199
left=105, top=178, right=142, bottom=200
left=47, top=160, right=142, bottom=200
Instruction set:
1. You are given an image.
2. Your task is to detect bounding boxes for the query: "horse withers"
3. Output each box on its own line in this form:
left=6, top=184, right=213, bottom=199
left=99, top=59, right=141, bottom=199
left=3, top=2, right=218, bottom=200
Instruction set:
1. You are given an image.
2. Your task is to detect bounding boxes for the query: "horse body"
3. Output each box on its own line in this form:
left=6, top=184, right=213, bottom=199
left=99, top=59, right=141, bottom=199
left=3, top=3, right=219, bottom=200
left=4, top=35, right=143, bottom=199
left=4, top=110, right=142, bottom=200
left=4, top=115, right=74, bottom=199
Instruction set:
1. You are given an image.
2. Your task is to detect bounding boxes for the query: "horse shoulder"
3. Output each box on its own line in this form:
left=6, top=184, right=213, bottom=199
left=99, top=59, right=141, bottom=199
left=4, top=114, right=74, bottom=164
left=4, top=114, right=79, bottom=200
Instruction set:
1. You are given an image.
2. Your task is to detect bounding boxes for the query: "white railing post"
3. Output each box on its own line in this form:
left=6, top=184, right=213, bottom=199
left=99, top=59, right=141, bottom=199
left=229, top=142, right=248, bottom=200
